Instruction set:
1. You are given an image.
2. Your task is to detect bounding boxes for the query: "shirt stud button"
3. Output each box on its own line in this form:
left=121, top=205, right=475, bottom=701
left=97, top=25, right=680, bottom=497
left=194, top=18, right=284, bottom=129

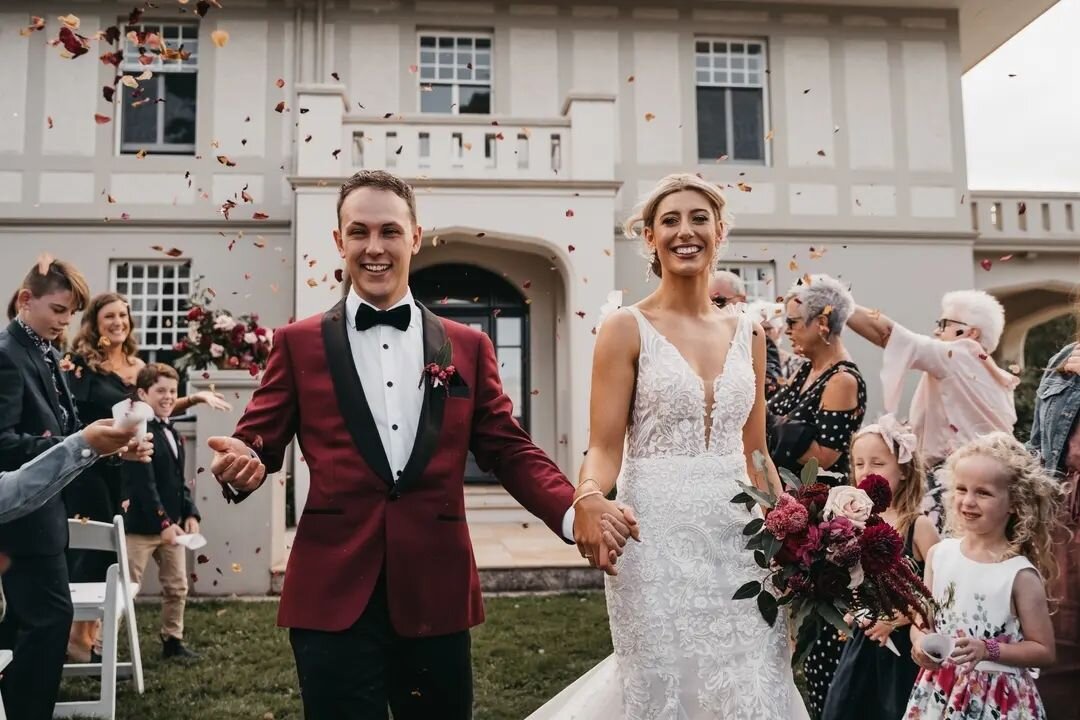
left=387, top=381, right=393, bottom=387
left=383, top=344, right=389, bottom=350
left=392, top=424, right=398, bottom=431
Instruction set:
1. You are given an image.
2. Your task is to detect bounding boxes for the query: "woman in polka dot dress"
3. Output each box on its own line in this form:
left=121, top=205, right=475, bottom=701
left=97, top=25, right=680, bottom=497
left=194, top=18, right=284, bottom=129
left=767, top=274, right=868, bottom=719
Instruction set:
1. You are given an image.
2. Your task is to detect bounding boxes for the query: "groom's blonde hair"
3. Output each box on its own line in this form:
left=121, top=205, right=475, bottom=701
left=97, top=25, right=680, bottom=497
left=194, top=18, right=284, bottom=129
left=623, top=174, right=733, bottom=279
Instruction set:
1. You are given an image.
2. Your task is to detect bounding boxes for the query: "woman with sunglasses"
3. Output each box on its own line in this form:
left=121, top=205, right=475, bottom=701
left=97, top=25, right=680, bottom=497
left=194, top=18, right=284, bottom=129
left=766, top=274, right=867, bottom=719
left=846, top=289, right=1018, bottom=530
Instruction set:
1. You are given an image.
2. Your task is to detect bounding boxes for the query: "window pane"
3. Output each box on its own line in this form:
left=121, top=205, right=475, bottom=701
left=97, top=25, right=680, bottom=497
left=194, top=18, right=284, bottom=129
left=420, top=84, right=453, bottom=113
left=476, top=51, right=490, bottom=66
left=163, top=73, right=197, bottom=145
left=420, top=51, right=435, bottom=64
left=438, top=51, right=453, bottom=64
left=121, top=82, right=158, bottom=146
left=457, top=67, right=471, bottom=80
left=497, top=346, right=523, bottom=414
left=696, top=70, right=709, bottom=83
left=731, top=87, right=764, bottom=161
left=459, top=86, right=490, bottom=114
left=695, top=41, right=708, bottom=53
left=696, top=86, right=728, bottom=160
left=732, top=43, right=744, bottom=53
left=713, top=42, right=727, bottom=53
left=420, top=36, right=435, bottom=47
left=748, top=43, right=762, bottom=55
left=438, top=66, right=453, bottom=79
left=496, top=316, right=521, bottom=346
left=696, top=55, right=708, bottom=69
left=438, top=36, right=453, bottom=48
left=475, top=68, right=490, bottom=81
left=476, top=38, right=491, bottom=49
left=457, top=37, right=473, bottom=48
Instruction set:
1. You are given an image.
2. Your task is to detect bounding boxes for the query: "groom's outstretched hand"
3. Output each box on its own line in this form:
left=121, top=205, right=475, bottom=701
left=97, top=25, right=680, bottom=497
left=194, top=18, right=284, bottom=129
left=573, top=496, right=640, bottom=576
left=208, top=436, right=267, bottom=493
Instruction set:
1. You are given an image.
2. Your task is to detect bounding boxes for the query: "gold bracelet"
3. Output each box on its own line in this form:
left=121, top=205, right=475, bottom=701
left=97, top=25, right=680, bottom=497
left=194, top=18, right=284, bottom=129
left=577, top=478, right=601, bottom=492
left=571, top=490, right=604, bottom=509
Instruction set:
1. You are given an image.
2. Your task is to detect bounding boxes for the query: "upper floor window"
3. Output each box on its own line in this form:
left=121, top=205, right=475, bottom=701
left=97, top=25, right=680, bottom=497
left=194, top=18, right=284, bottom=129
left=695, top=39, right=768, bottom=164
left=110, top=259, right=192, bottom=363
left=120, top=23, right=199, bottom=155
left=418, top=32, right=491, bottom=114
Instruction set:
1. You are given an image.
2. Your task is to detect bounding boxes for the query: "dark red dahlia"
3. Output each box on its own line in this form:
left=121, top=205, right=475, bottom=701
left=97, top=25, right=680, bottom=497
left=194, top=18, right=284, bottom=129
left=787, top=572, right=812, bottom=595
left=859, top=522, right=904, bottom=574
left=187, top=307, right=205, bottom=321
left=858, top=474, right=892, bottom=514
left=797, top=482, right=831, bottom=512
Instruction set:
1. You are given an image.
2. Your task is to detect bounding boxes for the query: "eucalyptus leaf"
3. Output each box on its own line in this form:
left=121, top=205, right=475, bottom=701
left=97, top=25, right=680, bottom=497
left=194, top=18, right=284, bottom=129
left=736, top=482, right=777, bottom=508
left=817, top=601, right=851, bottom=636
left=800, top=457, right=820, bottom=487
left=792, top=614, right=821, bottom=668
left=742, top=518, right=765, bottom=536
left=757, top=591, right=779, bottom=627
left=778, top=466, right=802, bottom=491
left=762, top=533, right=783, bottom=562
left=733, top=581, right=762, bottom=600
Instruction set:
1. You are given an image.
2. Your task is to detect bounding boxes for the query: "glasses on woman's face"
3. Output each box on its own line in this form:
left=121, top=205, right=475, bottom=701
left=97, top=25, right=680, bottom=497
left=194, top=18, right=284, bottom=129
left=712, top=295, right=732, bottom=309
left=935, top=318, right=969, bottom=332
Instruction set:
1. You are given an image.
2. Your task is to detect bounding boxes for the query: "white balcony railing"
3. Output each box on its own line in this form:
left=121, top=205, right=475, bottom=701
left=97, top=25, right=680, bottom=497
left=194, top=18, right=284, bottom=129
left=970, top=191, right=1080, bottom=244
left=344, top=115, right=569, bottom=180
left=293, top=86, right=615, bottom=184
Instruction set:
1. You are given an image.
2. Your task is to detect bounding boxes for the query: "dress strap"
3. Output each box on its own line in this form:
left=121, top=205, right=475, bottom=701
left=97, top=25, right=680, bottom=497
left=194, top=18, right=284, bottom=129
left=624, top=305, right=651, bottom=338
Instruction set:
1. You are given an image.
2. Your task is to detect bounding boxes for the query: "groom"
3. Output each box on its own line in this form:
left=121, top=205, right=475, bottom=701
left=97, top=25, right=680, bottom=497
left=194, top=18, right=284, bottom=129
left=208, top=170, right=636, bottom=719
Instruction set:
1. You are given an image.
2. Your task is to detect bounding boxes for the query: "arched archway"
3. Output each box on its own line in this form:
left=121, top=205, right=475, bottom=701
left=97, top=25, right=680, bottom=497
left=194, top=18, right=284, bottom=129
left=412, top=263, right=531, bottom=484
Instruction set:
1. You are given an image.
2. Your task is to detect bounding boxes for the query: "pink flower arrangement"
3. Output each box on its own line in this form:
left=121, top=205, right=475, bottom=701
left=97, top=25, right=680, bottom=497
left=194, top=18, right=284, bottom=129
left=731, top=459, right=935, bottom=667
left=174, top=283, right=272, bottom=377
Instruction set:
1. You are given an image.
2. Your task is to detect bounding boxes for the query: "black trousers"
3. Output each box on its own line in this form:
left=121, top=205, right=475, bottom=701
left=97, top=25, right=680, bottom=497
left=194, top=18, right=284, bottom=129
left=0, top=552, right=74, bottom=720
left=290, top=576, right=473, bottom=720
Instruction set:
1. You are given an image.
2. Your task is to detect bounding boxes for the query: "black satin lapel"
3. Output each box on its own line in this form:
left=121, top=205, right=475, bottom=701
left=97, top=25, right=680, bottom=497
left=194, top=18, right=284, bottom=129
left=321, top=299, right=394, bottom=486
left=396, top=304, right=448, bottom=494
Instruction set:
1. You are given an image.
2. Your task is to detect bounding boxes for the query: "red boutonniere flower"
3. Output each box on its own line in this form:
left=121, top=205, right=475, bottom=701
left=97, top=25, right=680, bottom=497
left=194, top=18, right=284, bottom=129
left=419, top=340, right=458, bottom=395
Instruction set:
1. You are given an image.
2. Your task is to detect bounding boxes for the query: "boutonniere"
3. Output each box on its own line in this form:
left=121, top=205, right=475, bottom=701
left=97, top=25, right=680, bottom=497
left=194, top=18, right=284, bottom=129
left=419, top=340, right=463, bottom=395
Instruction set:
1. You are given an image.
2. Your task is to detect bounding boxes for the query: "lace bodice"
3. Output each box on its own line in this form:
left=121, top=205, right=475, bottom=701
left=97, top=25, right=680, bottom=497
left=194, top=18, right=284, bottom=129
left=626, top=307, right=755, bottom=460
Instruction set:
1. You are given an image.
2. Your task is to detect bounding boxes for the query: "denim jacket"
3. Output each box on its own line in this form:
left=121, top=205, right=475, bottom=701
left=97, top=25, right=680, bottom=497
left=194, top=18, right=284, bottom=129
left=1028, top=342, right=1080, bottom=475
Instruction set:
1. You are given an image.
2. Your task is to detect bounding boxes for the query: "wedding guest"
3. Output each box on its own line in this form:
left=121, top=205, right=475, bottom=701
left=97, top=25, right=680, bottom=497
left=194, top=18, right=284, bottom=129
left=823, top=416, right=939, bottom=720
left=846, top=290, right=1019, bottom=530
left=63, top=292, right=229, bottom=660
left=767, top=273, right=867, bottom=719
left=122, top=363, right=200, bottom=660
left=0, top=258, right=90, bottom=720
left=1027, top=318, right=1080, bottom=714
left=711, top=272, right=784, bottom=397
left=907, top=433, right=1063, bottom=719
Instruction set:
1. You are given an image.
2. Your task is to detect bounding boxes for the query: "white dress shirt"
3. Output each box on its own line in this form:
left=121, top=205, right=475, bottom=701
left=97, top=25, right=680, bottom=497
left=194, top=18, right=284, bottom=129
left=157, top=417, right=180, bottom=459
left=344, top=286, right=577, bottom=541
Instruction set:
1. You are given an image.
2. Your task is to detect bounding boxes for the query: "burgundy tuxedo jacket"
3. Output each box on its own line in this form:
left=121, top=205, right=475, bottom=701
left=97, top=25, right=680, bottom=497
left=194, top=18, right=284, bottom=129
left=232, top=298, right=575, bottom=636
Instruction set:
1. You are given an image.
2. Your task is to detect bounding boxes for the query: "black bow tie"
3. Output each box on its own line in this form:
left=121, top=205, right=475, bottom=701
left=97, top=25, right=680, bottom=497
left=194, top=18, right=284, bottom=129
left=354, top=303, right=411, bottom=332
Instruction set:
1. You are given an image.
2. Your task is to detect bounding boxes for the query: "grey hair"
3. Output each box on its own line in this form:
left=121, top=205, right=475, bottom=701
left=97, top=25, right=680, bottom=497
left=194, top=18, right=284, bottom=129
left=712, top=270, right=746, bottom=296
left=940, top=290, right=1006, bottom=352
left=786, top=274, right=855, bottom=337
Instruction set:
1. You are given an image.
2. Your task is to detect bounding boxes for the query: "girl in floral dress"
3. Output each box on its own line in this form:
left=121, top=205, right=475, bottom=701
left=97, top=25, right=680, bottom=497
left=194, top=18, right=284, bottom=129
left=906, top=433, right=1066, bottom=720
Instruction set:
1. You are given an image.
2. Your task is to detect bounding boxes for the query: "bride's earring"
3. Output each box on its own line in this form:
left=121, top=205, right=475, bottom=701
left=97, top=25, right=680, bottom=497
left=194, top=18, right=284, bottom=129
left=644, top=249, right=657, bottom=282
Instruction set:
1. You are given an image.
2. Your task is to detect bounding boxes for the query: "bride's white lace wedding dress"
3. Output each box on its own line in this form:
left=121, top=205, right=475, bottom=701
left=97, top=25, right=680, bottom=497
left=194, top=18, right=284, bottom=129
left=529, top=307, right=809, bottom=720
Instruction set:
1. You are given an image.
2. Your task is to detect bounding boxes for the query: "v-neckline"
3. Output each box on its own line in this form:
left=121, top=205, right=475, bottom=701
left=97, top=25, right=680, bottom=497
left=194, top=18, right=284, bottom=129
left=636, top=309, right=742, bottom=451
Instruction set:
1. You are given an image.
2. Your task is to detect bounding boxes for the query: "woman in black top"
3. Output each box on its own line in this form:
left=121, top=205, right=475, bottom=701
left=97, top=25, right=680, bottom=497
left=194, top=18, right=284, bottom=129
left=63, top=292, right=230, bottom=660
left=766, top=274, right=867, bottom=719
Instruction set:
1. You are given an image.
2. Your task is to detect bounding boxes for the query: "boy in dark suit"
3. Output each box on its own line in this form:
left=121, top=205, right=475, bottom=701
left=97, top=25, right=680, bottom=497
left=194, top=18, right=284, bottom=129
left=123, top=362, right=200, bottom=659
left=0, top=257, right=90, bottom=720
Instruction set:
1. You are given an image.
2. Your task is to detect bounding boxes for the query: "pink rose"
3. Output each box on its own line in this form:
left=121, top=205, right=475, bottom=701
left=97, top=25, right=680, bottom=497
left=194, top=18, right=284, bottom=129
left=209, top=343, right=225, bottom=358
left=823, top=486, right=875, bottom=528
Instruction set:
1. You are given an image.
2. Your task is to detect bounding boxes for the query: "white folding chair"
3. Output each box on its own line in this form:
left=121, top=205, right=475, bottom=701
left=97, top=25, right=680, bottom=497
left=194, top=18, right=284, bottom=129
left=55, top=515, right=144, bottom=719
left=0, top=648, right=11, bottom=720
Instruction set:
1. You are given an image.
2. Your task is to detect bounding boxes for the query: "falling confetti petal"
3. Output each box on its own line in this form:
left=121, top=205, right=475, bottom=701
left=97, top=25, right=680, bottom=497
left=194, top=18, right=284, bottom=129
left=274, top=101, right=286, bottom=113
left=211, top=29, right=229, bottom=47
left=644, top=112, right=656, bottom=122
left=252, top=212, right=269, bottom=220
left=999, top=254, right=1014, bottom=262
left=94, top=113, right=111, bottom=124
left=980, top=259, right=992, bottom=271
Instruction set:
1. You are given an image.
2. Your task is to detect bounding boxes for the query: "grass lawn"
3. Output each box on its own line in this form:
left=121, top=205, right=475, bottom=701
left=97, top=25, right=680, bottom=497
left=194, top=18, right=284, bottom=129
left=60, top=592, right=612, bottom=719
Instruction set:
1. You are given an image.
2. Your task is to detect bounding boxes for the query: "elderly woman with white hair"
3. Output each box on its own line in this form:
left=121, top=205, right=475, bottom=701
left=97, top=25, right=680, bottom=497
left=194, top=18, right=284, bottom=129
left=846, top=289, right=1018, bottom=527
left=768, top=274, right=868, bottom=719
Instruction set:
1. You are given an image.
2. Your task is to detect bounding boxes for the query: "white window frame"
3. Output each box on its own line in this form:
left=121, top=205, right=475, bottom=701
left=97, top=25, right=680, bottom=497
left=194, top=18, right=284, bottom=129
left=694, top=37, right=771, bottom=165
left=109, top=260, right=193, bottom=357
left=116, top=21, right=199, bottom=155
left=716, top=262, right=776, bottom=302
left=417, top=30, right=493, bottom=115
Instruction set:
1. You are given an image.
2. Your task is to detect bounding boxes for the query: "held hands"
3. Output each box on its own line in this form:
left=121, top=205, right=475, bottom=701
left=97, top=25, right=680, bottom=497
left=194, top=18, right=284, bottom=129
left=207, top=436, right=266, bottom=493
left=573, top=487, right=640, bottom=576
left=1061, top=345, right=1080, bottom=376
left=83, top=419, right=154, bottom=462
left=183, top=517, right=200, bottom=535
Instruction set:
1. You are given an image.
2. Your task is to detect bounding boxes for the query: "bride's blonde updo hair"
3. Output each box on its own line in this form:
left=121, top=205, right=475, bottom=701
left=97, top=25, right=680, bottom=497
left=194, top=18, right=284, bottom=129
left=623, top=173, right=734, bottom=279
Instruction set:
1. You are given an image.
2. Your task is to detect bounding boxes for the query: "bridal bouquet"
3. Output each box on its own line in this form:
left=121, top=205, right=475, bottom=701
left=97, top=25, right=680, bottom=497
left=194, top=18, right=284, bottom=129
left=731, top=457, right=935, bottom=667
left=174, top=284, right=272, bottom=376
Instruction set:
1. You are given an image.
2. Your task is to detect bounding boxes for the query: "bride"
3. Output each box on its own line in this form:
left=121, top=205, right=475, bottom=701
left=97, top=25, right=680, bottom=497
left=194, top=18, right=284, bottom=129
left=533, top=174, right=810, bottom=719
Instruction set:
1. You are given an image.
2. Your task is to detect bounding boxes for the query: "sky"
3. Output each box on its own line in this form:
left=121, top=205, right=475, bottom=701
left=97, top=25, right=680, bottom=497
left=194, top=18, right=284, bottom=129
left=963, top=0, right=1080, bottom=192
